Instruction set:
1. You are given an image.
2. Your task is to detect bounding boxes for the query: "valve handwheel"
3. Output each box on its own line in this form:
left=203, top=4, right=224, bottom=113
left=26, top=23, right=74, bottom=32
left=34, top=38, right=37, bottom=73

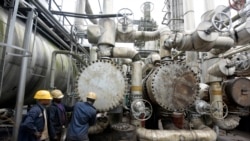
left=212, top=12, right=232, bottom=32
left=210, top=100, right=229, bottom=120
left=131, top=99, right=153, bottom=121
left=229, top=0, right=246, bottom=11
left=117, top=8, right=134, bottom=25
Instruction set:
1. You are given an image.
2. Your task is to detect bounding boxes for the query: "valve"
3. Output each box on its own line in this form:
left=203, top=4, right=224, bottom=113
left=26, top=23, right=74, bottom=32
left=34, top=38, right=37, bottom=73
left=210, top=100, right=229, bottom=120
left=229, top=0, right=246, bottom=11
left=140, top=2, right=154, bottom=13
left=131, top=99, right=153, bottom=121
left=212, top=12, right=232, bottom=32
left=117, top=8, right=134, bottom=26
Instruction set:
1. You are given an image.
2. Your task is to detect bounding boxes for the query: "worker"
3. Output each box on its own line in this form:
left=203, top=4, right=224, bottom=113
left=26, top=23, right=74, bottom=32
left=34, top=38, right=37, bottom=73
left=66, top=92, right=97, bottom=141
left=47, top=89, right=73, bottom=141
left=18, top=90, right=52, bottom=141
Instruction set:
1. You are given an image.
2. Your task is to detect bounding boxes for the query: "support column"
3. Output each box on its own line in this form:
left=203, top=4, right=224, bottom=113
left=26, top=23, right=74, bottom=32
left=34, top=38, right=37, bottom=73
left=12, top=9, right=34, bottom=141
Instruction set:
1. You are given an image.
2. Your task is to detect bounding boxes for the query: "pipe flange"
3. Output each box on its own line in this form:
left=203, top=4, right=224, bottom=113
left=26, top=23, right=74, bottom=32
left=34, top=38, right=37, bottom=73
left=76, top=60, right=126, bottom=112
left=146, top=61, right=199, bottom=111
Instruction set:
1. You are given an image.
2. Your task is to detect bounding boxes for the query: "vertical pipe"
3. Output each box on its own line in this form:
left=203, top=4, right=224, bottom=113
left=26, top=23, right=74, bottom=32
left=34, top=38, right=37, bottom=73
left=183, top=0, right=199, bottom=73
left=90, top=46, right=98, bottom=62
left=103, top=0, right=113, bottom=14
left=0, top=0, right=20, bottom=97
left=183, top=0, right=195, bottom=31
left=209, top=82, right=223, bottom=118
left=12, top=9, right=34, bottom=141
left=74, top=0, right=86, bottom=32
left=131, top=61, right=143, bottom=127
left=204, top=0, right=215, bottom=11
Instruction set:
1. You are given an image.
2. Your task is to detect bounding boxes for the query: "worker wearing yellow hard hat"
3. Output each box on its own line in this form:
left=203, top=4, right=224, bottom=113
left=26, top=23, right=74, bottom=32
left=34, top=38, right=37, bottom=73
left=47, top=89, right=73, bottom=141
left=66, top=92, right=97, bottom=141
left=18, top=90, right=52, bottom=141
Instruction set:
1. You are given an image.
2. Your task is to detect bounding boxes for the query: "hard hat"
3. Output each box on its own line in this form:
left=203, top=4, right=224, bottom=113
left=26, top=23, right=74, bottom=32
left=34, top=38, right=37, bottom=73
left=51, top=89, right=64, bottom=99
left=86, top=92, right=97, bottom=100
left=34, top=90, right=53, bottom=100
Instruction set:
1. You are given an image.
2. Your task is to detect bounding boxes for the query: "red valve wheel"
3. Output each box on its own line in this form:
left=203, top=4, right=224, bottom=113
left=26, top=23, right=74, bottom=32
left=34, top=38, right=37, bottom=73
left=229, top=0, right=246, bottom=11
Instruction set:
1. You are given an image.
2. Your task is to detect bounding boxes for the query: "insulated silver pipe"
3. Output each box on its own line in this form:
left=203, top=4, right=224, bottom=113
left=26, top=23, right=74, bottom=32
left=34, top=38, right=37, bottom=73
left=136, top=127, right=217, bottom=141
left=131, top=61, right=143, bottom=127
left=103, top=0, right=113, bottom=14
left=112, top=46, right=139, bottom=61
left=75, top=0, right=86, bottom=32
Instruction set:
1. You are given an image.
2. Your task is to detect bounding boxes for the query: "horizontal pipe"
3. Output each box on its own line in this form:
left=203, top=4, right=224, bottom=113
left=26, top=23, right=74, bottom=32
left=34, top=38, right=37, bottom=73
left=136, top=127, right=217, bottom=141
left=112, top=47, right=140, bottom=61
left=134, top=30, right=160, bottom=41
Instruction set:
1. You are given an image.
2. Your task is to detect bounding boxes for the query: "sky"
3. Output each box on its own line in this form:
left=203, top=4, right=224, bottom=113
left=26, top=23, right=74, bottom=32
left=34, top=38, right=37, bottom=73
left=54, top=0, right=237, bottom=28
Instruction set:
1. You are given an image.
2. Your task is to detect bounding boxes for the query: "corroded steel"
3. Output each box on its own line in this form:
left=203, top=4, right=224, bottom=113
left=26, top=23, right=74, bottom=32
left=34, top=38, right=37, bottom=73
left=224, top=77, right=250, bottom=107
left=146, top=61, right=199, bottom=111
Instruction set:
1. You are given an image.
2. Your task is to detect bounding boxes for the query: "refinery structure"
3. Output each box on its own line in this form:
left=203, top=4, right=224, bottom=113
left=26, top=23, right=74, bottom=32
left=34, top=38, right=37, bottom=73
left=0, top=0, right=250, bottom=140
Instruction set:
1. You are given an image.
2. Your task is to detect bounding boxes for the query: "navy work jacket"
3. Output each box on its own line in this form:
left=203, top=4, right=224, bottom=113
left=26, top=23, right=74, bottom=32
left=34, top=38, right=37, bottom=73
left=66, top=102, right=96, bottom=140
left=18, top=103, right=46, bottom=141
left=47, top=102, right=73, bottom=139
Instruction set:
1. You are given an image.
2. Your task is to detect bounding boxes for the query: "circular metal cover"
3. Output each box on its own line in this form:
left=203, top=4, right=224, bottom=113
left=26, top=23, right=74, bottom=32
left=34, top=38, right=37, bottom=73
left=224, top=77, right=250, bottom=107
left=76, top=60, right=125, bottom=112
left=146, top=62, right=199, bottom=111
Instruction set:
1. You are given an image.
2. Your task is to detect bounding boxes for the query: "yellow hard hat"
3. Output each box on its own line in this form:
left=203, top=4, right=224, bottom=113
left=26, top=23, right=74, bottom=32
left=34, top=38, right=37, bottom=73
left=86, top=92, right=97, bottom=100
left=34, top=90, right=53, bottom=100
left=51, top=89, right=64, bottom=99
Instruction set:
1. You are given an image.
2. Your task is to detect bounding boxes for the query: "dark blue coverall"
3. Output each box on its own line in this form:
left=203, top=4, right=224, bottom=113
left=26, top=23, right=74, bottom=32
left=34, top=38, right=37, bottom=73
left=66, top=102, right=96, bottom=141
left=18, top=104, right=46, bottom=141
left=47, top=102, right=73, bottom=140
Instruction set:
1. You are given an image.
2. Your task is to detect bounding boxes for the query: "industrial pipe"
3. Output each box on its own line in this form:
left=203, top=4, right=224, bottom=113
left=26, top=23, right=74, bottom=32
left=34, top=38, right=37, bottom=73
left=142, top=53, right=161, bottom=76
left=131, top=61, right=143, bottom=127
left=112, top=46, right=141, bottom=62
left=209, top=82, right=241, bottom=130
left=49, top=50, right=85, bottom=89
left=133, top=30, right=160, bottom=41
left=136, top=126, right=217, bottom=141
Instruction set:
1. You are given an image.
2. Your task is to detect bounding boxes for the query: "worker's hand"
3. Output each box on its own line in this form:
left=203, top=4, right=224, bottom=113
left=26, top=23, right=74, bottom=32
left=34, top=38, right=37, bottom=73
left=34, top=132, right=41, bottom=139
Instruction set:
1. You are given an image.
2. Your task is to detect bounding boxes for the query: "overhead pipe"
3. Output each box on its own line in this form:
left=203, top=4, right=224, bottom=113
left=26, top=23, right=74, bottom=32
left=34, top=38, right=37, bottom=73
left=36, top=18, right=71, bottom=50
left=49, top=50, right=86, bottom=89
left=29, top=0, right=70, bottom=39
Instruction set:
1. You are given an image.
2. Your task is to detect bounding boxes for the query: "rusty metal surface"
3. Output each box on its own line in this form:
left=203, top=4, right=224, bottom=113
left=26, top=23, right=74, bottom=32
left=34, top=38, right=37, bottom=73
left=146, top=61, right=199, bottom=111
left=224, top=77, right=250, bottom=107
left=76, top=59, right=125, bottom=112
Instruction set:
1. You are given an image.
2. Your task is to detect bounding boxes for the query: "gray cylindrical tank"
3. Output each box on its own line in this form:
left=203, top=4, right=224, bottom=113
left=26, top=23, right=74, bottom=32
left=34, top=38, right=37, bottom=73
left=0, top=8, right=77, bottom=107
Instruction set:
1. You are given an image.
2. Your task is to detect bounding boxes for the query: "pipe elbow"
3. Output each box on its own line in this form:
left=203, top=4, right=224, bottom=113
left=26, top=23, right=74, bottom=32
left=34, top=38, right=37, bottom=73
left=112, top=47, right=141, bottom=61
left=214, top=115, right=241, bottom=130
